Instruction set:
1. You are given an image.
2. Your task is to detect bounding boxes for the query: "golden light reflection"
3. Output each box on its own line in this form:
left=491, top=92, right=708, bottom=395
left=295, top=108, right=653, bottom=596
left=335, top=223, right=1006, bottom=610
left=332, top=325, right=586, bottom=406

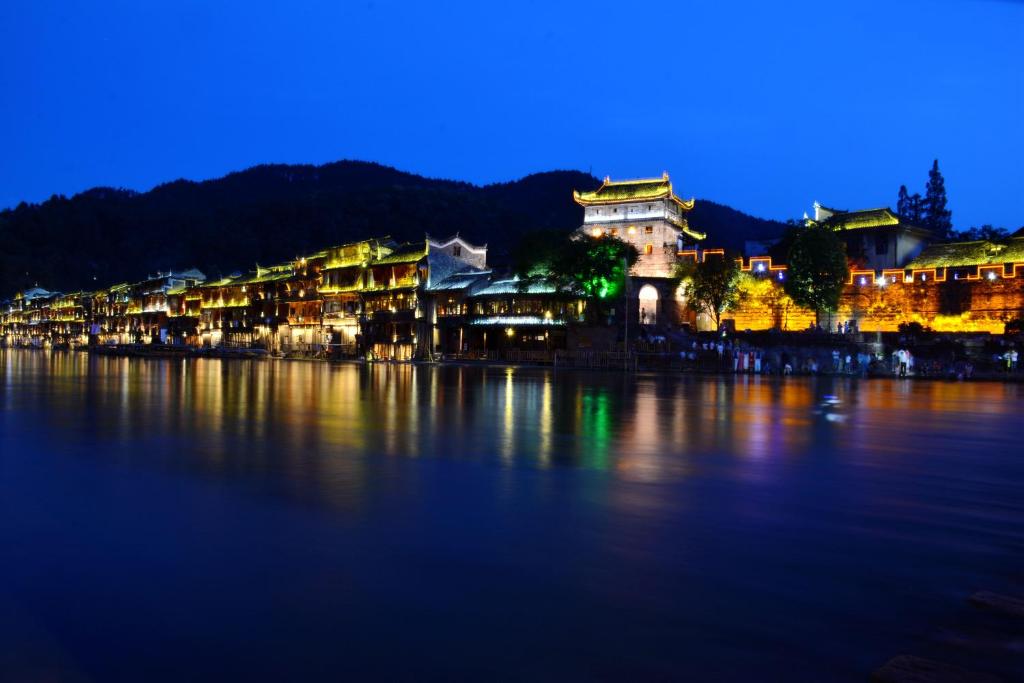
left=5, top=350, right=1024, bottom=515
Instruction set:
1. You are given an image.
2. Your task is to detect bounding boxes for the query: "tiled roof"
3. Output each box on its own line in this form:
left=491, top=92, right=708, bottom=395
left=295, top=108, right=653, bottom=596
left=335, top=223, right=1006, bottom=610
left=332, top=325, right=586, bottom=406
left=574, top=173, right=695, bottom=210
left=906, top=237, right=1024, bottom=269
left=425, top=269, right=491, bottom=292
left=372, top=243, right=427, bottom=266
left=469, top=315, right=566, bottom=327
left=472, top=277, right=558, bottom=296
left=821, top=207, right=900, bottom=230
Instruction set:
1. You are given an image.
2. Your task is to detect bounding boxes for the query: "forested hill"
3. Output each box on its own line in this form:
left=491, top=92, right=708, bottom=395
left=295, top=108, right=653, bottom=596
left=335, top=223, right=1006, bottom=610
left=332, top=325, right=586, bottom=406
left=0, top=160, right=787, bottom=294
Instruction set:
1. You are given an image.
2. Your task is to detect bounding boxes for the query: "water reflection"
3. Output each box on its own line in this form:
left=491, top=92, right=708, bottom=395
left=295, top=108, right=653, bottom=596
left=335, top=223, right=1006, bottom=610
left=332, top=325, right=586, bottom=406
left=5, top=350, right=1024, bottom=508
left=3, top=350, right=1024, bottom=681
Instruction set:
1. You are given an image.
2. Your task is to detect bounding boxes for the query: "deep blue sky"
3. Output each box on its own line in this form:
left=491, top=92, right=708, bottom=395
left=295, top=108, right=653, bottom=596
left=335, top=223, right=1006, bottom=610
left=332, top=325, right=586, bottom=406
left=1, top=0, right=1021, bottom=228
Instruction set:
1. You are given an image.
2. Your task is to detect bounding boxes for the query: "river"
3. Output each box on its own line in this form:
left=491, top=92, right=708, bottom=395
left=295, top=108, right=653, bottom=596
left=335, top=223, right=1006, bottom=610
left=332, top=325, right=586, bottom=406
left=1, top=350, right=1022, bottom=681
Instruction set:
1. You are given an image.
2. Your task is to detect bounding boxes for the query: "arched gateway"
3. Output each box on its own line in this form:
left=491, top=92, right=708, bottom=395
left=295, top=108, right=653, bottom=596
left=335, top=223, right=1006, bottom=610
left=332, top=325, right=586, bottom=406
left=638, top=284, right=659, bottom=326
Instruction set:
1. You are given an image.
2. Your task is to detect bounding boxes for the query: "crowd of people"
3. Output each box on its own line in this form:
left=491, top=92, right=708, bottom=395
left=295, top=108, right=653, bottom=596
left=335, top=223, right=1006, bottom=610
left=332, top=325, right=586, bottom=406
left=670, top=336, right=1024, bottom=380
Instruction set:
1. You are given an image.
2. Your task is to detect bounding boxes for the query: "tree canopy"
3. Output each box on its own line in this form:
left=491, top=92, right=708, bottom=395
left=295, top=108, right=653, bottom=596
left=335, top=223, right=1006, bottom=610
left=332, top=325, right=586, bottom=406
left=513, top=231, right=638, bottom=322
left=950, top=225, right=1009, bottom=242
left=675, top=252, right=741, bottom=330
left=783, top=225, right=849, bottom=325
left=924, top=159, right=952, bottom=237
left=896, top=160, right=951, bottom=234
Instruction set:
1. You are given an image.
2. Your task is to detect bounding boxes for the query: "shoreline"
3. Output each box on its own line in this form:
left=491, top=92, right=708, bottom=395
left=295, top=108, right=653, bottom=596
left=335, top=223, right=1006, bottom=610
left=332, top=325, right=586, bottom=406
left=4, top=345, right=1022, bottom=383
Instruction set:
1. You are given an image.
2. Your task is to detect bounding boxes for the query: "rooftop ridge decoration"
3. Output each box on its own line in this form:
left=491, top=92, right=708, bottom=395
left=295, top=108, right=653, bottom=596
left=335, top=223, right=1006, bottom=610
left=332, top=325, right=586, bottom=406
left=426, top=233, right=488, bottom=251
left=573, top=173, right=695, bottom=211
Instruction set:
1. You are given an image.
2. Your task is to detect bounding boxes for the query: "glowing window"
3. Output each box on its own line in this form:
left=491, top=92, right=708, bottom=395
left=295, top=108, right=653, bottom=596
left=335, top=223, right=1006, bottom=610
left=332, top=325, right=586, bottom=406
left=644, top=244, right=654, bottom=255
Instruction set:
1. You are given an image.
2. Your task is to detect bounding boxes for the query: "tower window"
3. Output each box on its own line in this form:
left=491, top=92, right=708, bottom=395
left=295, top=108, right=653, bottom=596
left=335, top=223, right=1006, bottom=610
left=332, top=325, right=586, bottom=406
left=453, top=245, right=462, bottom=257
left=644, top=226, right=653, bottom=234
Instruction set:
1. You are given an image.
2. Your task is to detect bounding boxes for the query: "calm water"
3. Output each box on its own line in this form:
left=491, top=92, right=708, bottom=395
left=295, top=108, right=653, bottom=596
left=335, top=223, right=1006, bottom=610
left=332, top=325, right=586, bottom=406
left=2, top=350, right=1022, bottom=682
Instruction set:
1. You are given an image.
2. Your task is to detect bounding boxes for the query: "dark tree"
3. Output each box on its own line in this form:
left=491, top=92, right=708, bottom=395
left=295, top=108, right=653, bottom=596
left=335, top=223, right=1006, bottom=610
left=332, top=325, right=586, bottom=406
left=514, top=232, right=638, bottom=323
left=783, top=225, right=849, bottom=327
left=907, top=192, right=924, bottom=225
left=675, top=251, right=741, bottom=330
left=896, top=185, right=910, bottom=219
left=510, top=229, right=565, bottom=278
left=949, top=225, right=1009, bottom=242
left=923, top=159, right=953, bottom=237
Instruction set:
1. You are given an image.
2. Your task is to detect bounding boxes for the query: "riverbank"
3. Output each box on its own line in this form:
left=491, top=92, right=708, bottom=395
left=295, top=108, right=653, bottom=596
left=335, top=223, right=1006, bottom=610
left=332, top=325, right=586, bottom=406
left=5, top=343, right=1024, bottom=382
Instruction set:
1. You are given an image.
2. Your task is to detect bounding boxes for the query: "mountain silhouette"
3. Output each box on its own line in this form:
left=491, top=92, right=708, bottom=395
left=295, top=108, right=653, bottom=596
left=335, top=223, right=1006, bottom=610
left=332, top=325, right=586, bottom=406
left=0, top=160, right=787, bottom=294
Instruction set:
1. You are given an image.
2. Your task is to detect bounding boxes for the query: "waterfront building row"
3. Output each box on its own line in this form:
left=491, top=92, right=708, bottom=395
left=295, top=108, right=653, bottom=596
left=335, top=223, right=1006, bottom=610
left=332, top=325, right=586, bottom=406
left=4, top=174, right=1024, bottom=354
left=0, top=235, right=592, bottom=358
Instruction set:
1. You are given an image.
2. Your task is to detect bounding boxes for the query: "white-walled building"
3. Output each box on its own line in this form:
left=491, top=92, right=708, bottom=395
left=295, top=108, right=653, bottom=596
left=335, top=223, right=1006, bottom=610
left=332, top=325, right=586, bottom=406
left=574, top=173, right=705, bottom=279
left=574, top=173, right=706, bottom=327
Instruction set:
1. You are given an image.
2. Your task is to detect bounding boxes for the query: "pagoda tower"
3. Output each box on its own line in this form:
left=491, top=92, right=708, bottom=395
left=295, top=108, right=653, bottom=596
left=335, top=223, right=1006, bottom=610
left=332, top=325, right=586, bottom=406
left=574, top=172, right=704, bottom=279
left=574, top=173, right=705, bottom=327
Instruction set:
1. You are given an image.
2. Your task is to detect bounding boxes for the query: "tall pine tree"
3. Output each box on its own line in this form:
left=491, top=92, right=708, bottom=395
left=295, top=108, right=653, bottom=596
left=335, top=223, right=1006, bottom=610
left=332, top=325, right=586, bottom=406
left=896, top=185, right=910, bottom=219
left=907, top=193, right=924, bottom=225
left=923, top=159, right=952, bottom=237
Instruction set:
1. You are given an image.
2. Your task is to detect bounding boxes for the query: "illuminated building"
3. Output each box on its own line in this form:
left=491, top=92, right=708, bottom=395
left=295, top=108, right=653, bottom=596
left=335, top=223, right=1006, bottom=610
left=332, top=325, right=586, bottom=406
left=360, top=235, right=488, bottom=360
left=48, top=291, right=94, bottom=347
left=2, top=287, right=56, bottom=347
left=806, top=202, right=935, bottom=270
left=574, top=173, right=705, bottom=327
left=278, top=253, right=328, bottom=353
left=320, top=239, right=390, bottom=354
left=125, top=269, right=206, bottom=344
left=460, top=277, right=586, bottom=355
left=425, top=268, right=492, bottom=356
left=5, top=180, right=1024, bottom=349
left=193, top=264, right=285, bottom=349
left=575, top=173, right=704, bottom=278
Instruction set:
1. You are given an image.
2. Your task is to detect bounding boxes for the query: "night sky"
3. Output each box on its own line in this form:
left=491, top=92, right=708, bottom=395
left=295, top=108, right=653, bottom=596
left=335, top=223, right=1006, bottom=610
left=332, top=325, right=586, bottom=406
left=1, top=0, right=1021, bottom=228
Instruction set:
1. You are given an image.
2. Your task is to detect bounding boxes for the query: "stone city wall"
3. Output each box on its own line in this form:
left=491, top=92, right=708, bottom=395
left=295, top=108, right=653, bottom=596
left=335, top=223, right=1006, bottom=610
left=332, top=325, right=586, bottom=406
left=722, top=271, right=1024, bottom=334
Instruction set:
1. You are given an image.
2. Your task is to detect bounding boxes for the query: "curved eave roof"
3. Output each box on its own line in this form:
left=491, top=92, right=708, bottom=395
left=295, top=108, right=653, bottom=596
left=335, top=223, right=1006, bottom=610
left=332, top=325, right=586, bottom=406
left=469, top=316, right=566, bottom=327
left=372, top=244, right=428, bottom=266
left=472, top=277, right=567, bottom=297
left=574, top=175, right=694, bottom=212
left=906, top=238, right=1024, bottom=270
left=666, top=215, right=706, bottom=240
